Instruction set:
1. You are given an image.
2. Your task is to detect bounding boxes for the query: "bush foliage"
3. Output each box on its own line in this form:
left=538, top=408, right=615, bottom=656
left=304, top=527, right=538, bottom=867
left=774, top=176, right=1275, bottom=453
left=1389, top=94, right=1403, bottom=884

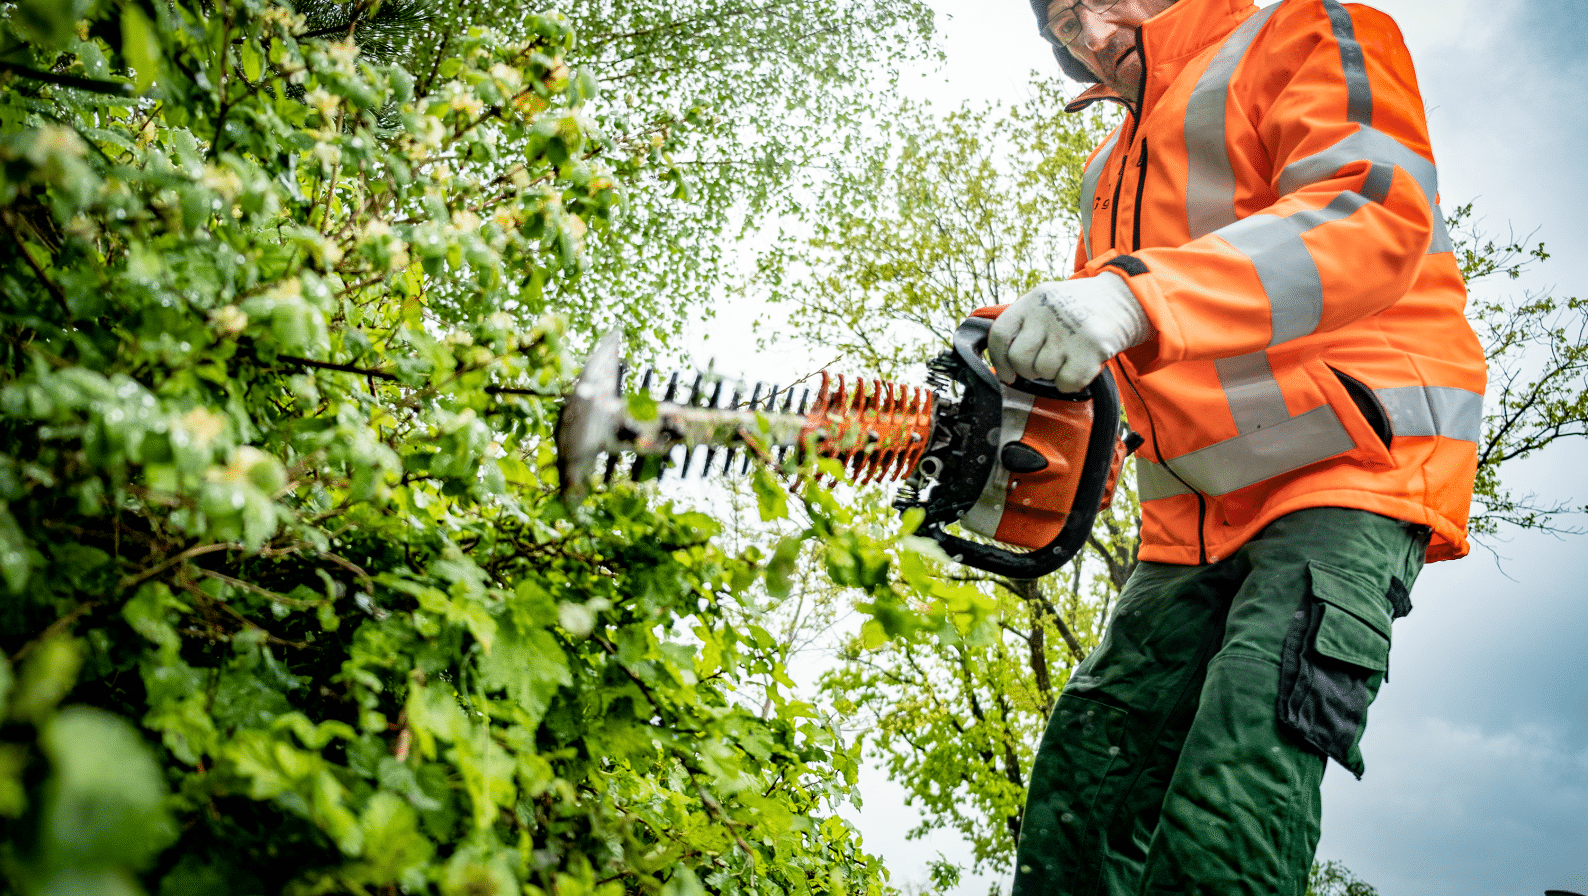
left=0, top=0, right=961, bottom=893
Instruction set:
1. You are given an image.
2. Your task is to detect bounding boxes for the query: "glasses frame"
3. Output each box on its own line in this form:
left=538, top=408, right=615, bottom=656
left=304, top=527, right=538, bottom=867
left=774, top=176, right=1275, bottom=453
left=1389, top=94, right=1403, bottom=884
left=1045, top=0, right=1124, bottom=47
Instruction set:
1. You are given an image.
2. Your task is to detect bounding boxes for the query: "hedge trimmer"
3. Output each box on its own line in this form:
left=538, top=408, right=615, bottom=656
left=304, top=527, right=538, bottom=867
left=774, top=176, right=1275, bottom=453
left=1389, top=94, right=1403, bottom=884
left=557, top=311, right=1139, bottom=578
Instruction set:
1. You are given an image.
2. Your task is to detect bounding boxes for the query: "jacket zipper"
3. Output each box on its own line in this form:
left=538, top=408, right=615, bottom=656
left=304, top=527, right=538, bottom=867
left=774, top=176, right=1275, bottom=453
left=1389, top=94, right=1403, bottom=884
left=1132, top=143, right=1148, bottom=254
left=1108, top=46, right=1212, bottom=565
left=1107, top=138, right=1130, bottom=242
left=1107, top=53, right=1143, bottom=244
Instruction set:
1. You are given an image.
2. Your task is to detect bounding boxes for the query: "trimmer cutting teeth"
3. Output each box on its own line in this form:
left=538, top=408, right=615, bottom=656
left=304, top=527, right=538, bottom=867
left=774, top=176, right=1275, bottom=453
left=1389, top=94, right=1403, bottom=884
left=557, top=312, right=1140, bottom=577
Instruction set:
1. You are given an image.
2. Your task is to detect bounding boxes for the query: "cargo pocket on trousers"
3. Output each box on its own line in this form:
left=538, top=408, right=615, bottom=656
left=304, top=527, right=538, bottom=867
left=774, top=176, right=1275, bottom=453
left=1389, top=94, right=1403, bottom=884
left=1275, top=561, right=1394, bottom=779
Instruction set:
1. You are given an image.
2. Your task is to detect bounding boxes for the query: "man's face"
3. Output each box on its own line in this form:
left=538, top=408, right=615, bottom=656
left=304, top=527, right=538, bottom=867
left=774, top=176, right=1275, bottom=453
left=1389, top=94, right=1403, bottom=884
left=1048, top=0, right=1177, bottom=102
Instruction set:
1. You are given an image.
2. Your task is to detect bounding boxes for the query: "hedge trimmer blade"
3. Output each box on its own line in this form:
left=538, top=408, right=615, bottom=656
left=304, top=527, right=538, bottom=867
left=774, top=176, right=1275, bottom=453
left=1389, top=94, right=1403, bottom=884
left=558, top=320, right=1133, bottom=579
left=556, top=329, right=936, bottom=502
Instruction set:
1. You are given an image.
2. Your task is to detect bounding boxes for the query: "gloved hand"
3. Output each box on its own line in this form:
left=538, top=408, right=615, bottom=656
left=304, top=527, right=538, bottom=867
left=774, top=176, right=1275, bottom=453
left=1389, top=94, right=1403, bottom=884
left=987, top=272, right=1154, bottom=392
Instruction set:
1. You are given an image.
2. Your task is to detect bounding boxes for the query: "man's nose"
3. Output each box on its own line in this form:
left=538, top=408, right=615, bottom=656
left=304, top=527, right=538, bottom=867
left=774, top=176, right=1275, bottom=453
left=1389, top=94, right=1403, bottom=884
left=1075, top=7, right=1116, bottom=56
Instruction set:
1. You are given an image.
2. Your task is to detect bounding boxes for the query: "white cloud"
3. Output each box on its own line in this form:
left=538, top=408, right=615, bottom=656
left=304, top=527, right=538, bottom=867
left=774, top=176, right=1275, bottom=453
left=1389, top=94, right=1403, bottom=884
left=1323, top=714, right=1588, bottom=895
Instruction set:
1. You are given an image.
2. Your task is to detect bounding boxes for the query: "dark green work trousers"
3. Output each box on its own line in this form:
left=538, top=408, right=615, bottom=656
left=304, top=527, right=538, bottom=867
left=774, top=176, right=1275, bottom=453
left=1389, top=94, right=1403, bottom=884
left=1011, top=508, right=1429, bottom=896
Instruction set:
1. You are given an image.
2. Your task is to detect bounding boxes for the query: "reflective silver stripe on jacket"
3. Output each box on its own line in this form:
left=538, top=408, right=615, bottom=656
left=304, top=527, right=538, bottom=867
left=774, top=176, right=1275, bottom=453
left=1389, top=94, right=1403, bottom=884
left=1136, top=455, right=1194, bottom=502
left=1376, top=385, right=1484, bottom=442
left=1215, top=351, right=1289, bottom=433
left=1212, top=191, right=1373, bottom=346
left=1183, top=2, right=1281, bottom=240
left=1323, top=0, right=1373, bottom=127
left=1317, top=0, right=1453, bottom=253
left=1139, top=404, right=1353, bottom=499
left=1276, top=125, right=1455, bottom=254
left=1135, top=384, right=1484, bottom=501
left=1080, top=128, right=1122, bottom=261
left=1187, top=0, right=1451, bottom=261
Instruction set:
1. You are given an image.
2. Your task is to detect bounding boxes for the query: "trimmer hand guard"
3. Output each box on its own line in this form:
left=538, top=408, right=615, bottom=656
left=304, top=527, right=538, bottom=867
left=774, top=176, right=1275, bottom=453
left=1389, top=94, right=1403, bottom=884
left=896, top=314, right=1129, bottom=579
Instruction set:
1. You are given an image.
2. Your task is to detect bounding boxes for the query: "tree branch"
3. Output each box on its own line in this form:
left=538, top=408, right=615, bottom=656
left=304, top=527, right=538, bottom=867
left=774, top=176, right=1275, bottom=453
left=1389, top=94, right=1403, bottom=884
left=0, top=61, right=133, bottom=96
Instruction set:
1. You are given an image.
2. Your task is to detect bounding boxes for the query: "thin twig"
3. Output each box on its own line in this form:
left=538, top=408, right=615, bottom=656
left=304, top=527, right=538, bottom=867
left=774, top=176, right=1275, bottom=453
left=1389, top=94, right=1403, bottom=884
left=8, top=602, right=97, bottom=664
left=318, top=107, right=346, bottom=233
left=314, top=548, right=375, bottom=598
left=195, top=567, right=321, bottom=607
left=277, top=353, right=400, bottom=381
left=175, top=576, right=308, bottom=649
left=120, top=542, right=243, bottom=591
left=2, top=210, right=71, bottom=317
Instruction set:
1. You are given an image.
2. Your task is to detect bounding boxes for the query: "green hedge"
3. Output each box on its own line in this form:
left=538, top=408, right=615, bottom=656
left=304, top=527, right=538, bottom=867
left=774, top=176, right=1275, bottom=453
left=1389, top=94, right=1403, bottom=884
left=0, top=1, right=977, bottom=892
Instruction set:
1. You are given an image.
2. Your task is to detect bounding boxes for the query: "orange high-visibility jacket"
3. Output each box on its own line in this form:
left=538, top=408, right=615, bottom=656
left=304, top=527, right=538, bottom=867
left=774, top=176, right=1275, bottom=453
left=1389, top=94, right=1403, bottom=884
left=1066, top=0, right=1486, bottom=564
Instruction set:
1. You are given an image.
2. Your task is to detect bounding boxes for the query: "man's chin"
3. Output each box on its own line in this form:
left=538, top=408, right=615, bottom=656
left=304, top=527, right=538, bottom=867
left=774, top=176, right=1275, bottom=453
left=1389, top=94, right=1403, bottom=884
left=1106, top=67, right=1144, bottom=103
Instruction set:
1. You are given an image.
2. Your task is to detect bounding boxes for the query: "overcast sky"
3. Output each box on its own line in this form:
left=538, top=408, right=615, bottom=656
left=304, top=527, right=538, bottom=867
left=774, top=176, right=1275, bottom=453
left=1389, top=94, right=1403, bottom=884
left=827, top=1, right=1588, bottom=894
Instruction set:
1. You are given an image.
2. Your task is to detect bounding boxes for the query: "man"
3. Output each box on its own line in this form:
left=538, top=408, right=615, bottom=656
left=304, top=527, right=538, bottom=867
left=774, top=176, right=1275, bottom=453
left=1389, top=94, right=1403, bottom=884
left=985, top=0, right=1486, bottom=892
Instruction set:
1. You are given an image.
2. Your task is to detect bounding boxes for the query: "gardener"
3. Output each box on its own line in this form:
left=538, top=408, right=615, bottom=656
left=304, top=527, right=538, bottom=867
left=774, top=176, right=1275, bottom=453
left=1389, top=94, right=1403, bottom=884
left=985, top=0, right=1486, bottom=892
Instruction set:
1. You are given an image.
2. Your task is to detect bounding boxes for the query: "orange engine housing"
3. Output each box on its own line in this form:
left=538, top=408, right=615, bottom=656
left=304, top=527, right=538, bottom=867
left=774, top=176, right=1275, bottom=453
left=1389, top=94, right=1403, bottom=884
left=957, top=306, right=1126, bottom=550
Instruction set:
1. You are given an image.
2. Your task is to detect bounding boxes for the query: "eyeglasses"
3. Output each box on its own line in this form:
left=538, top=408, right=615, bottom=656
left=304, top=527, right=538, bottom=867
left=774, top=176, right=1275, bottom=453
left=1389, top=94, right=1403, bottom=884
left=1045, top=0, right=1123, bottom=47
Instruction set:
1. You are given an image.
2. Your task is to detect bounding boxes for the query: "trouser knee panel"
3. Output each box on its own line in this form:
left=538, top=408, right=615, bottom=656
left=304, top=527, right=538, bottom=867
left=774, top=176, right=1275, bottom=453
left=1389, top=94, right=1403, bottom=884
left=1013, top=694, right=1131, bottom=895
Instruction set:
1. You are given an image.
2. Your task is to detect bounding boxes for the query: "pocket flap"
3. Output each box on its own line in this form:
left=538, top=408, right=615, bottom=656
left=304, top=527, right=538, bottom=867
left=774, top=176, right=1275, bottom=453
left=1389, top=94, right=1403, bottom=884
left=1313, top=604, right=1389, bottom=672
left=1307, top=561, right=1392, bottom=638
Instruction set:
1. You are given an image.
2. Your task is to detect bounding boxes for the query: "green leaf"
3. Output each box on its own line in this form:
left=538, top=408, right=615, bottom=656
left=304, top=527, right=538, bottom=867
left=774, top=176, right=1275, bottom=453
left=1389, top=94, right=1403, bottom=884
left=439, top=846, right=515, bottom=896
left=8, top=0, right=87, bottom=50
left=405, top=684, right=471, bottom=760
left=212, top=660, right=299, bottom=733
left=123, top=582, right=185, bottom=655
left=8, top=635, right=82, bottom=724
left=751, top=466, right=788, bottom=521
left=859, top=619, right=887, bottom=651
left=353, top=791, right=435, bottom=885
left=476, top=620, right=571, bottom=728
left=0, top=501, right=31, bottom=594
left=121, top=5, right=161, bottom=94
left=40, top=706, right=177, bottom=871
left=661, top=866, right=708, bottom=896
left=0, top=743, right=28, bottom=818
left=764, top=535, right=801, bottom=599
left=626, top=388, right=658, bottom=423
left=239, top=40, right=263, bottom=83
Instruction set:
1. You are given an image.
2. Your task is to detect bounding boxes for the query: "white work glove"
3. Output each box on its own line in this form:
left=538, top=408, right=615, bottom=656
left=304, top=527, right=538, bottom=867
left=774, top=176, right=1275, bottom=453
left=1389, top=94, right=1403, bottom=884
left=987, top=272, right=1154, bottom=392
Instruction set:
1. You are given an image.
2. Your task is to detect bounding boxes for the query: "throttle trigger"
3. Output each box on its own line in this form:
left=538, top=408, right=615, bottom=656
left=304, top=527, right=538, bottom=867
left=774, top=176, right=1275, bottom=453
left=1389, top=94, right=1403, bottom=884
left=1000, top=441, right=1049, bottom=474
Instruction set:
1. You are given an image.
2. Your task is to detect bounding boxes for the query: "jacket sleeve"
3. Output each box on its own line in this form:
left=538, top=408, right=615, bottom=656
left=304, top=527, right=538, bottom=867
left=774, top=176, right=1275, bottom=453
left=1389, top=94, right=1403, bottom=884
left=1093, top=2, right=1447, bottom=366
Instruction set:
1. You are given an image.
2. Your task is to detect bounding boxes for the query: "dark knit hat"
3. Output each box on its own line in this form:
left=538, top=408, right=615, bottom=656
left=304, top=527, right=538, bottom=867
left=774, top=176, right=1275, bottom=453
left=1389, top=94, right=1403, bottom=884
left=1028, top=0, right=1102, bottom=84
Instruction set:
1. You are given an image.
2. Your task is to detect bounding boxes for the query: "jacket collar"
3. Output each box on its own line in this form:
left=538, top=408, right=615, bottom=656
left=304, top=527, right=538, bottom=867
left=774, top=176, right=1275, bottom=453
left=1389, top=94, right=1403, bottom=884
left=1064, top=0, right=1260, bottom=116
left=1064, top=82, right=1126, bottom=113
